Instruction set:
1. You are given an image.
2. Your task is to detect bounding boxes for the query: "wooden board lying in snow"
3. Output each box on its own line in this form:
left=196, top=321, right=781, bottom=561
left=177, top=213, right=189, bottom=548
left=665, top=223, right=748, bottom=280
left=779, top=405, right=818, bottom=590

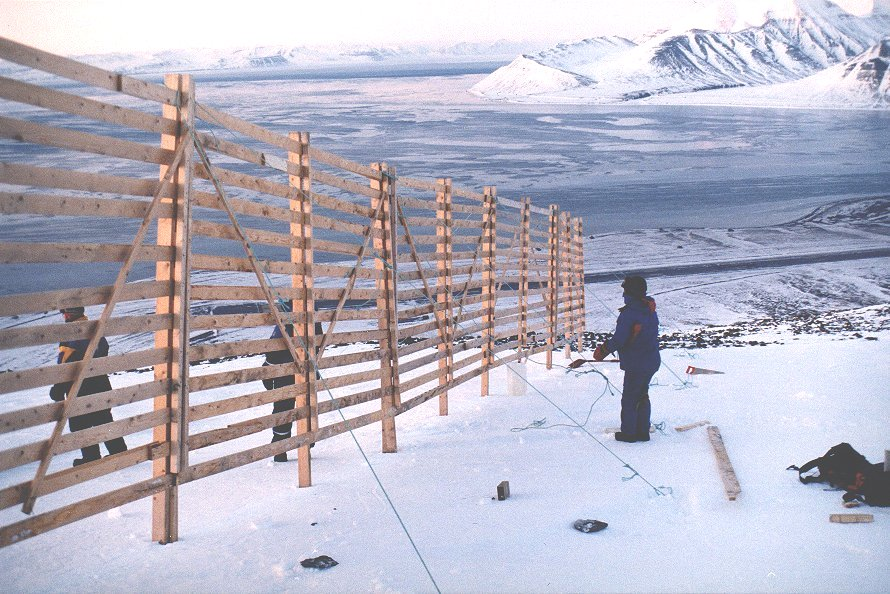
left=829, top=514, right=874, bottom=524
left=707, top=426, right=741, bottom=501
left=675, top=420, right=711, bottom=432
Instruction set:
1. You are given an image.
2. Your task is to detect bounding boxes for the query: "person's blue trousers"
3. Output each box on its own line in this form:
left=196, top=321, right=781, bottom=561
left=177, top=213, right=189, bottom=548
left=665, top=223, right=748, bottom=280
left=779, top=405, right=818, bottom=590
left=620, top=369, right=655, bottom=436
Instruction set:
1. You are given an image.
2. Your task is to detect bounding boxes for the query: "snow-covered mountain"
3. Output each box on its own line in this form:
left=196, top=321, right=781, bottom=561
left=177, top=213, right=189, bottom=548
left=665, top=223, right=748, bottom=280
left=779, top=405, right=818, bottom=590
left=67, top=40, right=529, bottom=75
left=471, top=0, right=890, bottom=107
left=632, top=37, right=890, bottom=109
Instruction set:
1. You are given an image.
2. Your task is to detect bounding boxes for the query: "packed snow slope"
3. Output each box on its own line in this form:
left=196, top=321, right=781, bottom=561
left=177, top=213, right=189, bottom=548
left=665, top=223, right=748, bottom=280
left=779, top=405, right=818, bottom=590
left=0, top=328, right=887, bottom=593
left=471, top=0, right=890, bottom=107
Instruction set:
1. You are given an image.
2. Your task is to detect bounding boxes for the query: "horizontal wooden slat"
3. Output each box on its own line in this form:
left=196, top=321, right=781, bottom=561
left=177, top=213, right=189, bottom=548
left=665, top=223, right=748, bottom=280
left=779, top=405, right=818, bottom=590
left=195, top=103, right=298, bottom=154
left=0, top=37, right=177, bottom=105
left=189, top=253, right=300, bottom=275
left=188, top=405, right=309, bottom=451
left=0, top=75, right=174, bottom=136
left=317, top=386, right=382, bottom=413
left=318, top=367, right=380, bottom=391
left=190, top=188, right=293, bottom=224
left=188, top=284, right=379, bottom=303
left=0, top=115, right=173, bottom=165
left=396, top=249, right=478, bottom=264
left=310, top=146, right=380, bottom=180
left=317, top=348, right=382, bottom=370
left=399, top=366, right=442, bottom=393
left=311, top=169, right=379, bottom=200
left=188, top=384, right=301, bottom=422
left=0, top=441, right=169, bottom=512
left=0, top=281, right=169, bottom=318
left=0, top=191, right=175, bottom=219
left=0, top=378, right=168, bottom=435
left=0, top=408, right=170, bottom=472
left=398, top=176, right=439, bottom=192
left=0, top=313, right=174, bottom=350
left=196, top=130, right=286, bottom=173
left=188, top=362, right=308, bottom=393
left=0, top=473, right=174, bottom=548
left=398, top=348, right=447, bottom=375
left=191, top=218, right=301, bottom=248
left=0, top=242, right=170, bottom=265
left=0, top=162, right=158, bottom=196
left=311, top=190, right=375, bottom=219
left=402, top=215, right=483, bottom=230
left=451, top=187, right=485, bottom=202
left=190, top=311, right=285, bottom=331
left=193, top=161, right=292, bottom=201
left=0, top=347, right=169, bottom=395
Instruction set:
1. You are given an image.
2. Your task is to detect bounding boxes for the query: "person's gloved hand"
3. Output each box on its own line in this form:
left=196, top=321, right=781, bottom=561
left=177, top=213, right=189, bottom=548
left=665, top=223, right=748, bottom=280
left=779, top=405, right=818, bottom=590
left=592, top=343, right=609, bottom=362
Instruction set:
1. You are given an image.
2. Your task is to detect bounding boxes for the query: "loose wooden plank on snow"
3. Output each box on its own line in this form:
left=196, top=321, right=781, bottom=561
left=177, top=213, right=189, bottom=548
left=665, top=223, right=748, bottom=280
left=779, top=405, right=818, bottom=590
left=707, top=425, right=741, bottom=501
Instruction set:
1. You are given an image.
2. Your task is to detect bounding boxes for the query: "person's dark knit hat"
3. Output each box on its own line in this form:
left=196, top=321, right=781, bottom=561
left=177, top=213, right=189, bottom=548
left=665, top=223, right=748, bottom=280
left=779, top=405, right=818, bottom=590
left=621, top=276, right=647, bottom=299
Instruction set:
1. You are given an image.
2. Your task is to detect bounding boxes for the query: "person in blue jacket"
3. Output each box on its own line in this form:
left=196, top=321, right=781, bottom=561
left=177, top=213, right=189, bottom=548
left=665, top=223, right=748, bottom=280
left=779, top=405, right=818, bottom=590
left=593, top=276, right=661, bottom=443
left=50, top=306, right=127, bottom=466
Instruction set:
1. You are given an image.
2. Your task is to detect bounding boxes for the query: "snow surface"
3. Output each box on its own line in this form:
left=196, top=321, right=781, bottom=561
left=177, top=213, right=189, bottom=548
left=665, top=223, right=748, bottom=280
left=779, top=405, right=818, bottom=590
left=1, top=192, right=889, bottom=591
left=0, top=195, right=887, bottom=590
left=0, top=323, right=888, bottom=592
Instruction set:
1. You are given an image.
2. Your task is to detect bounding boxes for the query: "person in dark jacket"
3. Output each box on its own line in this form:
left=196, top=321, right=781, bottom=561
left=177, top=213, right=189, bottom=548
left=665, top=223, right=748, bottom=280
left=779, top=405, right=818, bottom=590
left=263, top=321, right=322, bottom=462
left=50, top=306, right=127, bottom=466
left=593, top=276, right=661, bottom=443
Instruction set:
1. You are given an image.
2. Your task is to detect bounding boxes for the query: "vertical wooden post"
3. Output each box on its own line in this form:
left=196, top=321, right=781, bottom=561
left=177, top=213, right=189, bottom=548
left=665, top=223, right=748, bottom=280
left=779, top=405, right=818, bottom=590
left=518, top=197, right=530, bottom=357
left=480, top=186, right=496, bottom=397
left=546, top=204, right=559, bottom=370
left=152, top=73, right=193, bottom=545
left=575, top=217, right=586, bottom=353
left=372, top=163, right=400, bottom=452
left=436, top=178, right=453, bottom=415
left=289, top=131, right=315, bottom=487
left=560, top=212, right=574, bottom=359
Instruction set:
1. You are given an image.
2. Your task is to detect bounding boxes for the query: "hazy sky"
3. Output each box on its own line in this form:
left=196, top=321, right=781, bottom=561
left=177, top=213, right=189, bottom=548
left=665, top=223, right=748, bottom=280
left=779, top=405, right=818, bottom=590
left=0, top=0, right=876, bottom=55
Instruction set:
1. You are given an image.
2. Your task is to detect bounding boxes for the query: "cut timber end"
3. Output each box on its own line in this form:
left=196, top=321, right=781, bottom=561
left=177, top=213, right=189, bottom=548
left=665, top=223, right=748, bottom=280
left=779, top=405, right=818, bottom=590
left=830, top=514, right=874, bottom=524
left=707, top=426, right=741, bottom=501
left=675, top=420, right=711, bottom=432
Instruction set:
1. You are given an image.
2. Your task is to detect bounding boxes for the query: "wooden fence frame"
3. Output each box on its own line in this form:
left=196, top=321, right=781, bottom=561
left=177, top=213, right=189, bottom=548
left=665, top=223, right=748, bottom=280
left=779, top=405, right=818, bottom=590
left=0, top=37, right=586, bottom=548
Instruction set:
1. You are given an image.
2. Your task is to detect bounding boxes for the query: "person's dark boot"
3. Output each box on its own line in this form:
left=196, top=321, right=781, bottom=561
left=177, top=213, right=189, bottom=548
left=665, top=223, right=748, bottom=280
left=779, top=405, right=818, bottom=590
left=615, top=432, right=637, bottom=443
left=272, top=431, right=289, bottom=462
left=636, top=431, right=651, bottom=442
left=105, top=437, right=128, bottom=455
left=73, top=444, right=101, bottom=466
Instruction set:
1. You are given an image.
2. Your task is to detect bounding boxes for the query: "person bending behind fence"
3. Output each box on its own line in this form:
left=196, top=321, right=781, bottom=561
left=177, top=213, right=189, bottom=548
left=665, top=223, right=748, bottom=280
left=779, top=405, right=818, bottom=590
left=49, top=306, right=128, bottom=466
left=592, top=276, right=661, bottom=443
left=263, top=322, right=322, bottom=462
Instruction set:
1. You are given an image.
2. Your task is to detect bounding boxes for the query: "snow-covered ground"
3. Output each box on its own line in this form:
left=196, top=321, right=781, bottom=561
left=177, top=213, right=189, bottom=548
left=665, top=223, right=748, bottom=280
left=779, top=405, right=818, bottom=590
left=0, top=321, right=887, bottom=592
left=1, top=194, right=888, bottom=591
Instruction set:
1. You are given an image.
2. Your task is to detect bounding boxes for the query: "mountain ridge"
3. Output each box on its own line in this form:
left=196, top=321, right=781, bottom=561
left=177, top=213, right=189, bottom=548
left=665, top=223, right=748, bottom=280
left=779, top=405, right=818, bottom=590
left=471, top=0, right=890, bottom=107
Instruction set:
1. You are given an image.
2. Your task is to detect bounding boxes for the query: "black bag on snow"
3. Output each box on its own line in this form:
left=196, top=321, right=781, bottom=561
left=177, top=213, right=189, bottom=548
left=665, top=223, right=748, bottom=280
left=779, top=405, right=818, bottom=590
left=788, top=442, right=890, bottom=507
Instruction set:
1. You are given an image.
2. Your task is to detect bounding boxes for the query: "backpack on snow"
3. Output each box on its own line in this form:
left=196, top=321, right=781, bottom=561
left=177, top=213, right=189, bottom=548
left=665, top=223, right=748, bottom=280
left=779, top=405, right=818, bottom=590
left=788, top=442, right=890, bottom=507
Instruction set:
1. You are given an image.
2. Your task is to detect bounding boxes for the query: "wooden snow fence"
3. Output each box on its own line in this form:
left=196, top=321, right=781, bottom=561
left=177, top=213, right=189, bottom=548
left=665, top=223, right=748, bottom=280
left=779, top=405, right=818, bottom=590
left=0, top=37, right=586, bottom=548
